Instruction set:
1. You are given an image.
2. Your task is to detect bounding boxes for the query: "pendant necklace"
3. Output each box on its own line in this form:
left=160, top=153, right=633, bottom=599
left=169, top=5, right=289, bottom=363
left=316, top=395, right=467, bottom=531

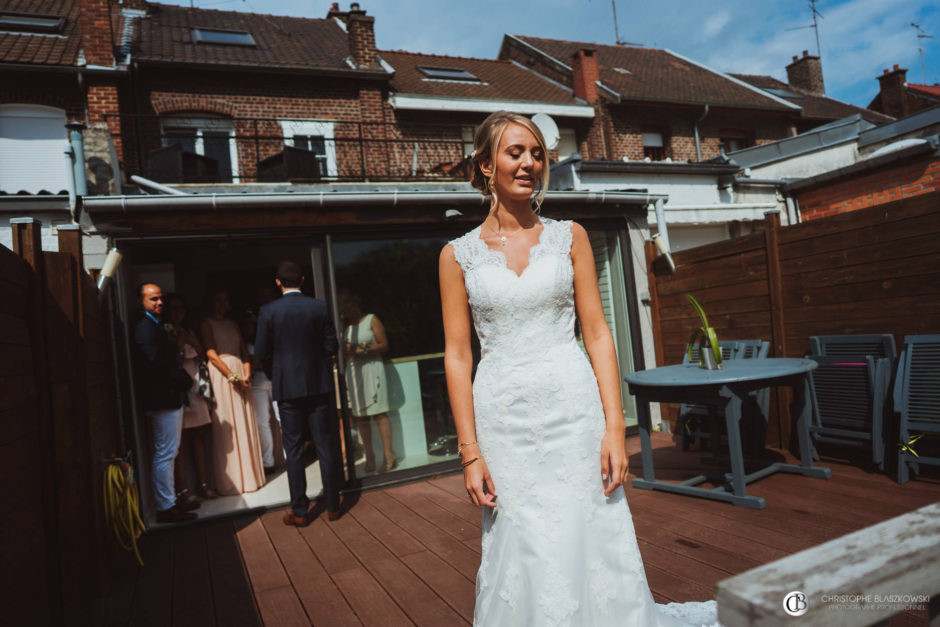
left=490, top=220, right=535, bottom=246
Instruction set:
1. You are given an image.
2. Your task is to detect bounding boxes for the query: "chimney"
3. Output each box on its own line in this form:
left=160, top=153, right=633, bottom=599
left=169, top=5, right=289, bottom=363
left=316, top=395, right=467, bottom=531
left=571, top=48, right=599, bottom=103
left=786, top=50, right=825, bottom=96
left=328, top=2, right=378, bottom=69
left=122, top=0, right=148, bottom=11
left=876, top=64, right=910, bottom=118
left=78, top=0, right=115, bottom=67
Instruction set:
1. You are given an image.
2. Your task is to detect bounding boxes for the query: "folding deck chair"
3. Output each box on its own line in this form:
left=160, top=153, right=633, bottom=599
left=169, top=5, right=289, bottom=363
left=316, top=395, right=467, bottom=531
left=808, top=334, right=896, bottom=468
left=894, top=334, right=940, bottom=484
left=808, top=355, right=891, bottom=468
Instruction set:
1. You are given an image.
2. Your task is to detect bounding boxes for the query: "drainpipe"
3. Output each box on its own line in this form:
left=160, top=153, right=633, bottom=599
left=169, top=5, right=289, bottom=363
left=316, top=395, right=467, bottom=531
left=693, top=104, right=710, bottom=162
left=67, top=122, right=88, bottom=196
left=652, top=198, right=676, bottom=273
left=64, top=139, right=77, bottom=214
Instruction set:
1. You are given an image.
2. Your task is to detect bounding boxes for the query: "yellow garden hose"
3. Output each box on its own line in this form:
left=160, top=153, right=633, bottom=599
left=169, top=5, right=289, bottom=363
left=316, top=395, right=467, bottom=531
left=104, top=459, right=146, bottom=566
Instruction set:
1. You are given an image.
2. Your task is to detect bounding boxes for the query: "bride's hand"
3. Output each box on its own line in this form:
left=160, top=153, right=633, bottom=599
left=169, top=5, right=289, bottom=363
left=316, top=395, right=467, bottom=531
left=464, top=457, right=497, bottom=508
left=600, top=429, right=628, bottom=496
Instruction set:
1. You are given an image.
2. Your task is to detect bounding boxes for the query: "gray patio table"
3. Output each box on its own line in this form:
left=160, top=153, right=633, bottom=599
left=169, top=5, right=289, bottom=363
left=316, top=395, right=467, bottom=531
left=625, top=358, right=831, bottom=509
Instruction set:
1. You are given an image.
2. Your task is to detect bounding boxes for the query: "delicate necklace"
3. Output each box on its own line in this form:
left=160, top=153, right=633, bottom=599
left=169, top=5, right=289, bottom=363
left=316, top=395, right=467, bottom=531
left=488, top=220, right=537, bottom=246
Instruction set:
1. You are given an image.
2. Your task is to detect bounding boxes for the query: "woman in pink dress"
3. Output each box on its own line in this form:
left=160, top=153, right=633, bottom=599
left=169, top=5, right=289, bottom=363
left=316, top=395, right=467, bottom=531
left=200, top=288, right=266, bottom=495
left=165, top=294, right=218, bottom=505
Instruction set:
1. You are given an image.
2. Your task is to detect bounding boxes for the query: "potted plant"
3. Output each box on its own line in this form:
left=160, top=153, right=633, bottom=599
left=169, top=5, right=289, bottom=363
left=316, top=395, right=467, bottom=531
left=685, top=293, right=722, bottom=370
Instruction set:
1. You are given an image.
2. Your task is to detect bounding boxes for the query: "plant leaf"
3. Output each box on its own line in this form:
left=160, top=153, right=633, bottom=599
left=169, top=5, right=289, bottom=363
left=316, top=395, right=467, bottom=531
left=685, top=293, right=710, bottom=330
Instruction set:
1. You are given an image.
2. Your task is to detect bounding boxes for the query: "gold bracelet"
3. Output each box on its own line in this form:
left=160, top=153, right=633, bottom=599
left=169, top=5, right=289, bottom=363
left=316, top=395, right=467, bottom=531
left=457, top=441, right=478, bottom=453
left=461, top=456, right=480, bottom=468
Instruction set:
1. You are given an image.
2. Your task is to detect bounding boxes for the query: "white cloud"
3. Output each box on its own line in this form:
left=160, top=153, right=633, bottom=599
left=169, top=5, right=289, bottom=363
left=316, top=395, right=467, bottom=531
left=702, top=12, right=731, bottom=40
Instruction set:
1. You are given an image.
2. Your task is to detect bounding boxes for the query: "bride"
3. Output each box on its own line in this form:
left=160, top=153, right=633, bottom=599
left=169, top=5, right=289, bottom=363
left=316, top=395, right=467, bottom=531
left=439, top=111, right=717, bottom=626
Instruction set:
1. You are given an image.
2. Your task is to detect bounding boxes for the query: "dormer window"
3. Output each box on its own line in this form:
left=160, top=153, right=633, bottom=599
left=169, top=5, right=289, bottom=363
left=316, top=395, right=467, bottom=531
left=417, top=66, right=480, bottom=82
left=192, top=28, right=256, bottom=46
left=0, top=11, right=65, bottom=34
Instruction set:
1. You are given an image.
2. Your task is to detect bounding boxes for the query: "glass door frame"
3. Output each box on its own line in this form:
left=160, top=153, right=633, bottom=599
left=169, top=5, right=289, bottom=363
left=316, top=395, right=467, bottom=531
left=323, top=226, right=469, bottom=491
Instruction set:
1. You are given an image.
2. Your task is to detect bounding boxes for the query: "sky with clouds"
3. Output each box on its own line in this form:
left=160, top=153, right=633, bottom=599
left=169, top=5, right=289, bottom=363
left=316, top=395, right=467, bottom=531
left=168, top=0, right=939, bottom=108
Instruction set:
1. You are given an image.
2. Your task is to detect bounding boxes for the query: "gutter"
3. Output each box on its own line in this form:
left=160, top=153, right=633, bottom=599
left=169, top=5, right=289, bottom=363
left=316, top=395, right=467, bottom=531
left=0, top=62, right=130, bottom=76
left=82, top=189, right=664, bottom=214
left=133, top=59, right=390, bottom=81
left=576, top=159, right=740, bottom=176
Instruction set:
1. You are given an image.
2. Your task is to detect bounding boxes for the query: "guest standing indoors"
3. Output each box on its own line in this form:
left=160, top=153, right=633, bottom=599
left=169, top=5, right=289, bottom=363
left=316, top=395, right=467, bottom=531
left=165, top=294, right=218, bottom=504
left=200, top=288, right=265, bottom=495
left=439, top=111, right=717, bottom=626
left=254, top=261, right=341, bottom=526
left=338, top=289, right=396, bottom=474
left=131, top=283, right=197, bottom=523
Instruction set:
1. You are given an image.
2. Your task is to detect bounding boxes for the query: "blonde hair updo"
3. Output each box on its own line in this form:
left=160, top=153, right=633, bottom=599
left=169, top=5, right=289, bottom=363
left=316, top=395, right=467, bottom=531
left=469, top=111, right=551, bottom=212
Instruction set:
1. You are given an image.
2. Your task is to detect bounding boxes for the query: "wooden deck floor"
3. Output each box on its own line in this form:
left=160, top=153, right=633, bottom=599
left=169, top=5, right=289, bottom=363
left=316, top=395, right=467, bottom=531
left=100, top=433, right=940, bottom=626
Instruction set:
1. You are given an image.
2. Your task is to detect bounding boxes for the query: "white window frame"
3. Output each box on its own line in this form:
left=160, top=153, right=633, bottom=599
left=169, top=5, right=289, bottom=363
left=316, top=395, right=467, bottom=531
left=279, top=120, right=338, bottom=177
left=160, top=116, right=240, bottom=183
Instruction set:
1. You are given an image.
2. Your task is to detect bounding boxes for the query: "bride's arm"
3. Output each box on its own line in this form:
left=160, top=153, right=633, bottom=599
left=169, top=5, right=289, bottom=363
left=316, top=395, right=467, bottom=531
left=440, top=244, right=497, bottom=508
left=570, top=222, right=629, bottom=496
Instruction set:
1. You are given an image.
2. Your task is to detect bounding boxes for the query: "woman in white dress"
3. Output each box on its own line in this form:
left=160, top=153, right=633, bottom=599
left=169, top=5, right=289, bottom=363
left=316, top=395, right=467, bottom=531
left=339, top=289, right=397, bottom=473
left=439, top=112, right=716, bottom=626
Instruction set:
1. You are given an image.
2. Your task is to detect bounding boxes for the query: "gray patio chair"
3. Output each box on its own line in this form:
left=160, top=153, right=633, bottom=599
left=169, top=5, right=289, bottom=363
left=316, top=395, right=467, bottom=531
left=678, top=340, right=770, bottom=452
left=894, top=334, right=940, bottom=484
left=808, top=355, right=891, bottom=469
left=810, top=334, right=897, bottom=359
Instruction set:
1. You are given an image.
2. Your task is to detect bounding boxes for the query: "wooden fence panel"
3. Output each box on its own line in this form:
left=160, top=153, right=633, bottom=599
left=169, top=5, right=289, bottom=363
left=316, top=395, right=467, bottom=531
left=0, top=243, right=53, bottom=627
left=648, top=191, right=940, bottom=450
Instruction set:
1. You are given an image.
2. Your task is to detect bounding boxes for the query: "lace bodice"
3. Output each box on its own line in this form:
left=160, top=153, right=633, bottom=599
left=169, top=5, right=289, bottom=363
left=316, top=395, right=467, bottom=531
left=449, top=217, right=575, bottom=363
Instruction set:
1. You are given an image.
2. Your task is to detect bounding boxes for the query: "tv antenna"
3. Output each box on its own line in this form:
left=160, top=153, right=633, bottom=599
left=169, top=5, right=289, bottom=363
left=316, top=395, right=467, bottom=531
left=609, top=0, right=641, bottom=46
left=786, top=0, right=825, bottom=57
left=912, top=23, right=933, bottom=84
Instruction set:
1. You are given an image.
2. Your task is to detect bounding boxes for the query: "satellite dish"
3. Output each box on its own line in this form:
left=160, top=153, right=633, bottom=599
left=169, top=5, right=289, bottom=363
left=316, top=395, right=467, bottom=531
left=531, top=113, right=560, bottom=150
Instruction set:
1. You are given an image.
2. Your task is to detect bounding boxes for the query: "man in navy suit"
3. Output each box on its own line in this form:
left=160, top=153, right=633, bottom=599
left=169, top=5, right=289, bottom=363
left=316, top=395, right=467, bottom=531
left=131, top=283, right=198, bottom=523
left=254, top=261, right=341, bottom=525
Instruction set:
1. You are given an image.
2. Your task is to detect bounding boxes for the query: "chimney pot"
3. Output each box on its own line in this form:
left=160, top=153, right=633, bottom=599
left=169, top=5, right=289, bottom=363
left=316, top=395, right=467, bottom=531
left=884, top=68, right=889, bottom=74
left=571, top=48, right=600, bottom=103
left=893, top=64, right=900, bottom=71
left=331, top=2, right=339, bottom=9
left=786, top=51, right=825, bottom=96
left=350, top=2, right=360, bottom=9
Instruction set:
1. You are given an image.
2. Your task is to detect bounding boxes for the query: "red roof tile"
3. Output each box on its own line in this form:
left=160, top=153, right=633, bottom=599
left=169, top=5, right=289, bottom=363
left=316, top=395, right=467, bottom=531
left=731, top=73, right=894, bottom=124
left=907, top=83, right=940, bottom=102
left=379, top=49, right=577, bottom=104
left=515, top=35, right=794, bottom=111
left=0, top=0, right=80, bottom=66
left=136, top=3, right=374, bottom=74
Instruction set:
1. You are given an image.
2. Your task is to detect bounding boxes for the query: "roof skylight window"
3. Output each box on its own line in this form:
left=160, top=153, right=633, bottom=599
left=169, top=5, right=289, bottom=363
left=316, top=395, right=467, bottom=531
left=613, top=67, right=631, bottom=74
left=0, top=12, right=65, bottom=34
left=192, top=28, right=257, bottom=46
left=417, top=66, right=480, bottom=82
left=763, top=87, right=804, bottom=100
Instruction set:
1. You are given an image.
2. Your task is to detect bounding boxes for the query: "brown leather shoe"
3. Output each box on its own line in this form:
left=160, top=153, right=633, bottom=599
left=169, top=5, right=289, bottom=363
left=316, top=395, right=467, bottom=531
left=327, top=508, right=342, bottom=522
left=283, top=511, right=311, bottom=527
left=156, top=505, right=197, bottom=523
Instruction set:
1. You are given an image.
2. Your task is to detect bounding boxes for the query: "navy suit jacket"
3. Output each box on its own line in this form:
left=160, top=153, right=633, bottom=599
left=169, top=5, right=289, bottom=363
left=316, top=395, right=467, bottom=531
left=132, top=312, right=187, bottom=411
left=254, top=291, right=339, bottom=402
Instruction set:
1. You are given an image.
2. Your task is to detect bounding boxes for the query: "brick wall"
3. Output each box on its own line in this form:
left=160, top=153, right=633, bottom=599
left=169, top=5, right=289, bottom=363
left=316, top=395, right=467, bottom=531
left=77, top=0, right=113, bottom=67
left=0, top=75, right=85, bottom=121
left=605, top=105, right=791, bottom=162
left=797, top=156, right=940, bottom=220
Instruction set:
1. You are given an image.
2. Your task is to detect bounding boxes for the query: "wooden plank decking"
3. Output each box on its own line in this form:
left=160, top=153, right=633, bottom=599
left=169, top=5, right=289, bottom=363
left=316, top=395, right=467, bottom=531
left=99, top=433, right=940, bottom=626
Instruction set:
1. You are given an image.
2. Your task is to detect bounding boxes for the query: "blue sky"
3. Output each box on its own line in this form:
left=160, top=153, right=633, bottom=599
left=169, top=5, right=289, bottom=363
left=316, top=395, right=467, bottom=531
left=167, top=0, right=939, bottom=108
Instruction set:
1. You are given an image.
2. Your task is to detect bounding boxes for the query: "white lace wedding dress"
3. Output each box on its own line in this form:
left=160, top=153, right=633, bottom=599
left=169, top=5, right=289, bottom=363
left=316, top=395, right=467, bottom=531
left=450, top=217, right=719, bottom=627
